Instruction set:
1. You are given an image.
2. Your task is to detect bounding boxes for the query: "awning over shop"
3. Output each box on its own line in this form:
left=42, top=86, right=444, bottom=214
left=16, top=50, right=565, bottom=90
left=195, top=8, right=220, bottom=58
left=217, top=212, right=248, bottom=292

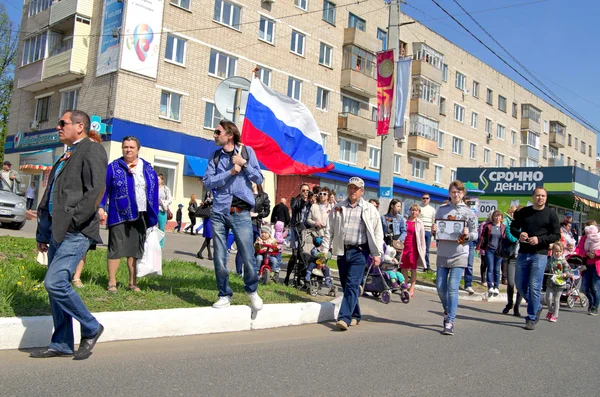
left=18, top=148, right=55, bottom=172
left=575, top=195, right=600, bottom=209
left=19, top=164, right=52, bottom=172
left=183, top=155, right=209, bottom=177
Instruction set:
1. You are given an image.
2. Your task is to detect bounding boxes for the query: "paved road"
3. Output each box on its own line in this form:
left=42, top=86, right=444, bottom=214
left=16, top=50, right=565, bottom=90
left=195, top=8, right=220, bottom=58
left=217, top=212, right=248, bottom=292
left=1, top=294, right=597, bottom=397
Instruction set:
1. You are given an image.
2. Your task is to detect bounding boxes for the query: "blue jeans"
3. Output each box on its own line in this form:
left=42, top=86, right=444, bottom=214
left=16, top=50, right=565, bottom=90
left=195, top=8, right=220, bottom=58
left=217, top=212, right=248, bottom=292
left=436, top=266, right=465, bottom=324
left=581, top=267, right=600, bottom=310
left=464, top=241, right=475, bottom=288
left=515, top=253, right=547, bottom=321
left=157, top=210, right=167, bottom=248
left=337, top=247, right=369, bottom=326
left=236, top=224, right=259, bottom=274
left=256, top=254, right=279, bottom=272
left=211, top=211, right=259, bottom=297
left=305, top=262, right=331, bottom=281
left=424, top=231, right=432, bottom=269
left=45, top=232, right=101, bottom=354
left=485, top=248, right=502, bottom=289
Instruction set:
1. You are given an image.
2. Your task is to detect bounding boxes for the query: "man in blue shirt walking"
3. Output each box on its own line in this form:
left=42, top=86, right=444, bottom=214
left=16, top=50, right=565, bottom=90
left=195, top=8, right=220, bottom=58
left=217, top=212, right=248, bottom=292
left=203, top=120, right=264, bottom=310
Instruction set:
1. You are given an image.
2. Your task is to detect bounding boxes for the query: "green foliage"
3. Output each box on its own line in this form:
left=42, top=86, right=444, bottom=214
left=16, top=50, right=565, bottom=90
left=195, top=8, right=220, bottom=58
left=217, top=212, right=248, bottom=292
left=0, top=4, right=18, bottom=160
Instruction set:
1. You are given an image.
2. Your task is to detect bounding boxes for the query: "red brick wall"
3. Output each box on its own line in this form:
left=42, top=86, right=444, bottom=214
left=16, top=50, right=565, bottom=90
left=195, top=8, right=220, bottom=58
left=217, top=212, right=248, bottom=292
left=276, top=175, right=321, bottom=204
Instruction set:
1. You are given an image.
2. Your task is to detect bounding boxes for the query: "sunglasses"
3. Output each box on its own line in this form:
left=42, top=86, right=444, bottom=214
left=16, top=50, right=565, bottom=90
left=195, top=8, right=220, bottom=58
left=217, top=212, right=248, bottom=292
left=319, top=192, right=329, bottom=196
left=58, top=120, right=81, bottom=128
left=213, top=128, right=224, bottom=136
left=422, top=197, right=430, bottom=200
left=301, top=189, right=310, bottom=193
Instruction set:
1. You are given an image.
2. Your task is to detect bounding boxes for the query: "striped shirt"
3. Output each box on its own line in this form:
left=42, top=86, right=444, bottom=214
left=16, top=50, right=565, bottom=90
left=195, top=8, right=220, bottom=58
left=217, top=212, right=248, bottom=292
left=343, top=201, right=366, bottom=245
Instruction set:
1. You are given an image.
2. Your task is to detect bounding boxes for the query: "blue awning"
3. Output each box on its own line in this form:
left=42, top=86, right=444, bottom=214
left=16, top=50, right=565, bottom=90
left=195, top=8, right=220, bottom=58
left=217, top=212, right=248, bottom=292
left=183, top=156, right=209, bottom=177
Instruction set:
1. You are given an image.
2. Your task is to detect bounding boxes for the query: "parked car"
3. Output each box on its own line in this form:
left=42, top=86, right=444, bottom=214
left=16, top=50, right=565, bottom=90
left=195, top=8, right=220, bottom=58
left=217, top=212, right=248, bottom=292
left=0, top=177, right=27, bottom=230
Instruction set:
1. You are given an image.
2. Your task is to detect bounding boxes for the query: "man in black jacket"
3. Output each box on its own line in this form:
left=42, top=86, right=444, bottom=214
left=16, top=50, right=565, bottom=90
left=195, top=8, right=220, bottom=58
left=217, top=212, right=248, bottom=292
left=270, top=198, right=290, bottom=227
left=510, top=187, right=560, bottom=331
left=284, top=184, right=311, bottom=285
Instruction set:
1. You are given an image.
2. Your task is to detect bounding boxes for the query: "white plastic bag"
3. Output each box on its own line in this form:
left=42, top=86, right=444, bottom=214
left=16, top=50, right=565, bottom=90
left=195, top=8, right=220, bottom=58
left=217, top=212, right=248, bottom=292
left=136, top=227, right=164, bottom=277
left=36, top=251, right=48, bottom=266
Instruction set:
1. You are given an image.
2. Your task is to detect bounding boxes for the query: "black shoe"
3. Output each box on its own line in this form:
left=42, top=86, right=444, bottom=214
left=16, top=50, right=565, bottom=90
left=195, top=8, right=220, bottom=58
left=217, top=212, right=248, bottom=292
left=207, top=255, right=213, bottom=260
left=535, top=306, right=544, bottom=324
left=513, top=309, right=521, bottom=317
left=525, top=319, right=535, bottom=330
left=74, top=324, right=104, bottom=360
left=30, top=348, right=73, bottom=358
left=502, top=304, right=512, bottom=315
left=196, top=252, right=203, bottom=259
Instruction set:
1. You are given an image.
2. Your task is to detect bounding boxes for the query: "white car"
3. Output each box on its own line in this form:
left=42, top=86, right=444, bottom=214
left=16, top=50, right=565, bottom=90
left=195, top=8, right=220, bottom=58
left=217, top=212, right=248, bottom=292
left=0, top=177, right=27, bottom=230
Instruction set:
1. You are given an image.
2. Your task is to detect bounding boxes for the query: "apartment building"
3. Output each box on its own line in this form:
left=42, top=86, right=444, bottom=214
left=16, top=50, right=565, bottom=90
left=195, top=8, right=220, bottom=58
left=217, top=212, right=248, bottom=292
left=6, top=0, right=597, bottom=212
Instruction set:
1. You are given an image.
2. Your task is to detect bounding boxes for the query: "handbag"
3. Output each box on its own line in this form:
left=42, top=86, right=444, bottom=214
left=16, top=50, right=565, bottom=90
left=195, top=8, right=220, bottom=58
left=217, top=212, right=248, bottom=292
left=495, top=237, right=517, bottom=259
left=137, top=227, right=164, bottom=277
left=195, top=206, right=212, bottom=218
left=392, top=239, right=404, bottom=252
left=167, top=207, right=173, bottom=220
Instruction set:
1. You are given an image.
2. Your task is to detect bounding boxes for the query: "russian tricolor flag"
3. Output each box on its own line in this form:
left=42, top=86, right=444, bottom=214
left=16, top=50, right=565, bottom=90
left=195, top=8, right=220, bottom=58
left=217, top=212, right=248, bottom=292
left=242, top=77, right=334, bottom=175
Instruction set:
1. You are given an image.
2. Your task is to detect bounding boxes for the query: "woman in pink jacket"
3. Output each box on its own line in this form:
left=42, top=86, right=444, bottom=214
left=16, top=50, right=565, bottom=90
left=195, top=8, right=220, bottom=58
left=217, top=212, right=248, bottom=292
left=401, top=204, right=427, bottom=297
left=574, top=220, right=600, bottom=315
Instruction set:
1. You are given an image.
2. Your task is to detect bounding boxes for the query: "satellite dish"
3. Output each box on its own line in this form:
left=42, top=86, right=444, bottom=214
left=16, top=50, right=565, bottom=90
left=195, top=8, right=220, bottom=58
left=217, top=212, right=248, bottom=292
left=214, top=76, right=251, bottom=128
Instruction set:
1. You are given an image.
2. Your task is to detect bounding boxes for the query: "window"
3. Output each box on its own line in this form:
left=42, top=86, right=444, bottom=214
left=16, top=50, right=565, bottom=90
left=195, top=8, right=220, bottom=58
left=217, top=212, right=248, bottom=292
left=170, top=0, right=190, bottom=10
left=413, top=43, right=444, bottom=70
left=510, top=158, right=516, bottom=167
left=495, top=153, right=504, bottom=167
left=411, top=76, right=440, bottom=104
left=259, top=16, right=275, bottom=44
left=21, top=32, right=47, bottom=66
left=589, top=145, right=592, bottom=157
left=484, top=148, right=490, bottom=164
left=319, top=42, right=333, bottom=67
left=47, top=31, right=73, bottom=58
left=342, top=45, right=375, bottom=78
left=543, top=119, right=549, bottom=134
left=153, top=159, right=178, bottom=193
left=521, top=130, right=539, bottom=148
left=485, top=119, right=492, bottom=135
left=452, top=137, right=463, bottom=155
left=342, top=96, right=360, bottom=115
left=472, top=81, right=480, bottom=98
left=567, top=157, right=571, bottom=165
left=498, top=95, right=507, bottom=112
left=377, top=28, right=387, bottom=50
left=339, top=139, right=358, bottom=164
left=453, top=103, right=465, bottom=123
left=581, top=141, right=586, bottom=153
left=393, top=154, right=402, bottom=174
left=165, top=35, right=186, bottom=65
left=59, top=89, right=78, bottom=115
left=455, top=71, right=466, bottom=91
left=450, top=169, right=456, bottom=181
left=573, top=160, right=577, bottom=167
left=471, top=112, right=478, bottom=129
left=522, top=104, right=541, bottom=123
left=348, top=13, right=366, bottom=31
left=287, top=77, right=302, bottom=100
left=486, top=88, right=493, bottom=105
left=257, top=67, right=271, bottom=86
left=290, top=30, right=305, bottom=56
left=160, top=91, right=182, bottom=121
left=568, top=134, right=572, bottom=146
left=412, top=159, right=426, bottom=179
left=213, top=0, right=241, bottom=30
left=35, top=96, right=50, bottom=122
left=294, top=0, right=308, bottom=11
left=371, top=107, right=377, bottom=121
left=511, top=130, right=517, bottom=145
left=560, top=153, right=564, bottom=162
left=208, top=49, right=237, bottom=78
left=496, top=124, right=505, bottom=140
left=512, top=102, right=518, bottom=118
left=409, top=114, right=439, bottom=141
left=323, top=1, right=336, bottom=25
left=437, top=131, right=444, bottom=149
left=316, top=87, right=329, bottom=110
left=434, top=165, right=442, bottom=183
left=368, top=146, right=380, bottom=168
left=469, top=143, right=476, bottom=159
left=442, top=64, right=448, bottom=82
left=575, top=137, right=578, bottom=148
left=203, top=102, right=222, bottom=129
left=542, top=145, right=547, bottom=159
left=29, top=0, right=51, bottom=16
left=439, top=97, right=446, bottom=115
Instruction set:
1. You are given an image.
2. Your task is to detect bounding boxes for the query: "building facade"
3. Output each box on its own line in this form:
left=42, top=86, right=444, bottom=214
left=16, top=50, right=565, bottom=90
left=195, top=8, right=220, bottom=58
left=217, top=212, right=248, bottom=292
left=6, top=0, right=596, bottom=215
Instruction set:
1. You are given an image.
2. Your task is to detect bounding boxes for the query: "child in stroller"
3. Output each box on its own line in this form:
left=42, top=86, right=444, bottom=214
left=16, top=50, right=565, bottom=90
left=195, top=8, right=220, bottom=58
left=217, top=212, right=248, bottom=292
left=255, top=226, right=280, bottom=284
left=360, top=244, right=410, bottom=304
left=305, top=236, right=336, bottom=297
left=563, top=254, right=589, bottom=308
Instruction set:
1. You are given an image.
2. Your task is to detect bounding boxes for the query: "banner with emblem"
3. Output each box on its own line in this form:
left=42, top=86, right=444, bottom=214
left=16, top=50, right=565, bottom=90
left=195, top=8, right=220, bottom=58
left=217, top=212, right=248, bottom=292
left=376, top=50, right=395, bottom=136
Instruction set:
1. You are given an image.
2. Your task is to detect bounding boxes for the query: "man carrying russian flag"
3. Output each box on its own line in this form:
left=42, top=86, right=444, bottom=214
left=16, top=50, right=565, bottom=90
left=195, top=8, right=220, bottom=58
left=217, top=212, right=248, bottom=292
left=242, top=76, right=334, bottom=175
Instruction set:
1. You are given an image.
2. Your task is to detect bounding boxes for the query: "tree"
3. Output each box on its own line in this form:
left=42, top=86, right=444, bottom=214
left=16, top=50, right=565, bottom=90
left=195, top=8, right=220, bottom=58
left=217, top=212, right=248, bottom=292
left=0, top=4, right=18, bottom=161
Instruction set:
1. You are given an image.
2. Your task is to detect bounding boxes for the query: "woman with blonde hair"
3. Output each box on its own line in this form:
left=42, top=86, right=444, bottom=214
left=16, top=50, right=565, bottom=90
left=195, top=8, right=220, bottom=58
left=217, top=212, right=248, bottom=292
left=401, top=204, right=427, bottom=298
left=186, top=194, right=198, bottom=235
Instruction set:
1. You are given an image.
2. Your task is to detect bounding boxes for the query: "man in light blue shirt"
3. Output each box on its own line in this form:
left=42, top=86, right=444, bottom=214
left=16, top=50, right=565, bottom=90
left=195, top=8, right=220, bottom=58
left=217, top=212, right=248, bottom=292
left=203, top=120, right=264, bottom=310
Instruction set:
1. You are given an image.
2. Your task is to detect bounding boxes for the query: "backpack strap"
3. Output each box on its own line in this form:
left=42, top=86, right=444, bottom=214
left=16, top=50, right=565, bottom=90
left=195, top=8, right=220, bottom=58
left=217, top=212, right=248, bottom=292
left=213, top=145, right=249, bottom=172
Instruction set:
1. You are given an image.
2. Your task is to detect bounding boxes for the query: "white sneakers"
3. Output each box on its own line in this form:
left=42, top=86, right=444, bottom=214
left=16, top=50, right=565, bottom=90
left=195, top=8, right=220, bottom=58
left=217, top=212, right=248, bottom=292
left=488, top=288, right=500, bottom=296
left=494, top=288, right=500, bottom=296
left=465, top=286, right=475, bottom=295
left=213, top=292, right=263, bottom=311
left=213, top=296, right=232, bottom=308
left=247, top=291, right=263, bottom=311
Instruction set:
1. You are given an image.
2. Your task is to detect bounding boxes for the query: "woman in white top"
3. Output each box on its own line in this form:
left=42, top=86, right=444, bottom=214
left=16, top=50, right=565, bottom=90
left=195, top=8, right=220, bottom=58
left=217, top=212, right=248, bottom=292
left=157, top=173, right=172, bottom=248
left=307, top=186, right=333, bottom=238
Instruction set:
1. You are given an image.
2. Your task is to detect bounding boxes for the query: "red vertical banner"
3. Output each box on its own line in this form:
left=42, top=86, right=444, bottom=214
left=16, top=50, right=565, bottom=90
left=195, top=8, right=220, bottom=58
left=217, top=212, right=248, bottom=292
left=376, top=50, right=395, bottom=136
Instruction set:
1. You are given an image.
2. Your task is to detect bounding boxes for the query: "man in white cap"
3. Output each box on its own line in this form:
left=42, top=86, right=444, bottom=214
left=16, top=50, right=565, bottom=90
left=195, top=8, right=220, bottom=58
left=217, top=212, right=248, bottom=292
left=321, top=177, right=384, bottom=331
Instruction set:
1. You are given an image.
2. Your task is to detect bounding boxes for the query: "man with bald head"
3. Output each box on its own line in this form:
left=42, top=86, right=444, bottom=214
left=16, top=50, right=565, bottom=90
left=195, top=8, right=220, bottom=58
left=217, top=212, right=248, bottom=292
left=271, top=197, right=291, bottom=227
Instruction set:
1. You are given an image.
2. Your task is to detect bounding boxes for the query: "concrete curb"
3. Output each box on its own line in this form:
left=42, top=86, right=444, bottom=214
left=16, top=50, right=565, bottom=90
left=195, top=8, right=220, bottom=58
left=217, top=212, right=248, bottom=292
left=0, top=298, right=342, bottom=351
left=414, top=284, right=508, bottom=303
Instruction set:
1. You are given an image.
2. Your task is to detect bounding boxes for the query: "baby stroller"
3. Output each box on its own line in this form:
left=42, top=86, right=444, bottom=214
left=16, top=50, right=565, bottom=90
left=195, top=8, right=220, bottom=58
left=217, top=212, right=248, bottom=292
left=562, top=255, right=588, bottom=308
left=305, top=237, right=336, bottom=297
left=360, top=257, right=410, bottom=304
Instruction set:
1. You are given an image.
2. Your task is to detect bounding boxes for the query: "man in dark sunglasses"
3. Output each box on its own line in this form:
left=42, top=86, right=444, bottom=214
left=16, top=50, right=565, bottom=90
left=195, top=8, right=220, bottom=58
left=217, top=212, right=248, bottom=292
left=285, top=183, right=312, bottom=286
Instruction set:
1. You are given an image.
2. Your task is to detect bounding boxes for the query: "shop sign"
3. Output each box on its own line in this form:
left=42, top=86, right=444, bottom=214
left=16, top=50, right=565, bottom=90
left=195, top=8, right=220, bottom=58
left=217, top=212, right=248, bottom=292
left=457, top=167, right=573, bottom=195
left=13, top=131, right=60, bottom=149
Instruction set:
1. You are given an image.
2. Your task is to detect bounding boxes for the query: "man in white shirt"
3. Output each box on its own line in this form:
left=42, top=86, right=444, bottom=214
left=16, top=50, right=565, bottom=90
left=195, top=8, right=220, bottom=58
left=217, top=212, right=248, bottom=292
left=419, top=194, right=436, bottom=271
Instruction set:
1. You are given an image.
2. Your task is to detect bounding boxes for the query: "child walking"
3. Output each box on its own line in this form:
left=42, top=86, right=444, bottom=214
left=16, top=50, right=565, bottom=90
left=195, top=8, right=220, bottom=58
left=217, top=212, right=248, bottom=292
left=173, top=204, right=183, bottom=233
left=545, top=242, right=571, bottom=323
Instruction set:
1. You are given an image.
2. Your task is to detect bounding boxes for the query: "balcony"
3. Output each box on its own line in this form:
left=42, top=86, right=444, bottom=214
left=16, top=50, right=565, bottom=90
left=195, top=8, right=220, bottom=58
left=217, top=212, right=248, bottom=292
left=548, top=157, right=564, bottom=167
left=521, top=118, right=540, bottom=134
left=410, top=97, right=439, bottom=120
left=411, top=60, right=442, bottom=84
left=549, top=131, right=566, bottom=148
left=50, top=0, right=93, bottom=25
left=337, top=113, right=376, bottom=140
left=407, top=135, right=439, bottom=158
left=340, top=68, right=377, bottom=98
left=25, top=8, right=50, bottom=33
left=343, top=27, right=380, bottom=52
left=520, top=145, right=540, bottom=161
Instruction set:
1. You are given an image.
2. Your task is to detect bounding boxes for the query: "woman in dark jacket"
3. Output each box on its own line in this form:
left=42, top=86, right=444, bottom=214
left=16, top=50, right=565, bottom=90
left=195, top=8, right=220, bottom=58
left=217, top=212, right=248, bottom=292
left=477, top=210, right=506, bottom=297
left=186, top=194, right=198, bottom=235
left=197, top=190, right=214, bottom=259
left=236, top=183, right=270, bottom=273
